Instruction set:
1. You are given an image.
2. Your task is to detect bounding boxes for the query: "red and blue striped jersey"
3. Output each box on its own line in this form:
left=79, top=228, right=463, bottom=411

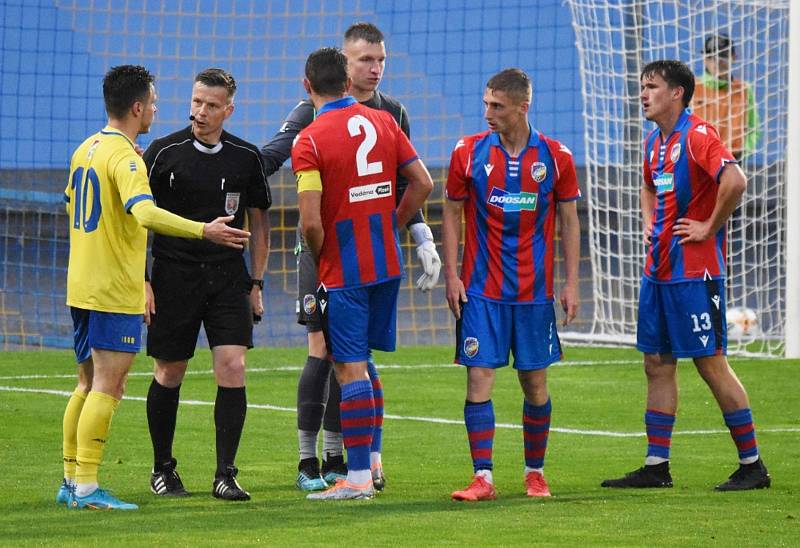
left=642, top=109, right=737, bottom=283
left=291, top=97, right=419, bottom=289
left=446, top=128, right=581, bottom=304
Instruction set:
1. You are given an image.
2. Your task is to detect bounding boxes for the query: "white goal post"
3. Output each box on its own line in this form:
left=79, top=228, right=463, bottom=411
left=565, top=0, right=795, bottom=357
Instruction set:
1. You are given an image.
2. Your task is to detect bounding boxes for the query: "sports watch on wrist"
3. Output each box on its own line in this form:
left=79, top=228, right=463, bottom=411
left=250, top=279, right=264, bottom=291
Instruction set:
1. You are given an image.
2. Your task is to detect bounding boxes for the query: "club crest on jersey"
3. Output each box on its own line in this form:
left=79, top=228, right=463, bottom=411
left=487, top=187, right=538, bottom=212
left=531, top=161, right=547, bottom=182
left=225, top=192, right=240, bottom=215
left=670, top=143, right=681, bottom=163
left=303, top=294, right=317, bottom=315
left=349, top=181, right=392, bottom=203
left=464, top=337, right=479, bottom=358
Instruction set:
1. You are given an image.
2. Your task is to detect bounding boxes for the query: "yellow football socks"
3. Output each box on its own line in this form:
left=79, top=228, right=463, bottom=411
left=75, top=391, right=120, bottom=485
left=62, top=389, right=87, bottom=481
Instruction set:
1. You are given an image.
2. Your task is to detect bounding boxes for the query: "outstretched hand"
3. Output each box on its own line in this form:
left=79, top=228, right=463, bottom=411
left=203, top=216, right=251, bottom=249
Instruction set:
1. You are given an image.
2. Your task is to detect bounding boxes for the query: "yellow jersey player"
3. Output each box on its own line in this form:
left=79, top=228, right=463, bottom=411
left=57, top=65, right=250, bottom=510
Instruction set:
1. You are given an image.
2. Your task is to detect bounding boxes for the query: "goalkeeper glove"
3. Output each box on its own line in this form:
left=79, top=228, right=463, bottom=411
left=409, top=222, right=441, bottom=292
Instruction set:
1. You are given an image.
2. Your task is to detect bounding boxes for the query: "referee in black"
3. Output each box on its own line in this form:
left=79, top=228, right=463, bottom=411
left=143, top=68, right=271, bottom=501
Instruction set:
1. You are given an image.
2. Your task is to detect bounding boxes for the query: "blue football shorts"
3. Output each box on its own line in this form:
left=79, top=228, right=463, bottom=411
left=636, top=277, right=727, bottom=359
left=454, top=295, right=562, bottom=370
left=320, top=278, right=401, bottom=363
left=70, top=307, right=143, bottom=363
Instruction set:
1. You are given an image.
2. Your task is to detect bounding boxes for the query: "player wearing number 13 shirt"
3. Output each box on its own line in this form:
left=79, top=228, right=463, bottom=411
left=292, top=48, right=433, bottom=500
left=601, top=60, right=770, bottom=493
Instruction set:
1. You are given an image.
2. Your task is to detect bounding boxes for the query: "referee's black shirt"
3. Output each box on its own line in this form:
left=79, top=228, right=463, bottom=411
left=144, top=127, right=271, bottom=263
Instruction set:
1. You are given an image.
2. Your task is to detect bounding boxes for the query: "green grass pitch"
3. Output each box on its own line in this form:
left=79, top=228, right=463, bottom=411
left=0, top=346, right=798, bottom=546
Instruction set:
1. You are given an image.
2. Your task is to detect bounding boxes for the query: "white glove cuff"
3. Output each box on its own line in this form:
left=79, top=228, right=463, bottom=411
left=409, top=222, right=434, bottom=246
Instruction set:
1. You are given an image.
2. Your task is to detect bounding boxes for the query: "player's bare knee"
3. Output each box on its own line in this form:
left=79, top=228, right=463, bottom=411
left=75, top=379, right=92, bottom=393
left=76, top=374, right=92, bottom=391
left=75, top=357, right=93, bottom=390
left=99, top=376, right=127, bottom=400
left=333, top=361, right=368, bottom=384
left=644, top=353, right=675, bottom=377
left=518, top=370, right=548, bottom=404
left=467, top=366, right=495, bottom=401
left=694, top=356, right=735, bottom=384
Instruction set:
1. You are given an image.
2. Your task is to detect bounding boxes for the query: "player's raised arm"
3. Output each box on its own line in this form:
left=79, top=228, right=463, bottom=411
left=129, top=201, right=249, bottom=249
left=260, top=100, right=315, bottom=177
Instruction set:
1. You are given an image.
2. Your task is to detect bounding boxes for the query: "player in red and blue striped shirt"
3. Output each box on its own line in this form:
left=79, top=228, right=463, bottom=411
left=292, top=48, right=433, bottom=500
left=443, top=68, right=581, bottom=501
left=602, top=60, right=770, bottom=492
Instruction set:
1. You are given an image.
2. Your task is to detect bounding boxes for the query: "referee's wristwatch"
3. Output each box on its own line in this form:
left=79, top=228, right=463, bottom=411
left=250, top=279, right=264, bottom=291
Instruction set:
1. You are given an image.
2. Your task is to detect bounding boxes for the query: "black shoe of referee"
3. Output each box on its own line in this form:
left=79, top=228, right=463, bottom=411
left=151, top=458, right=190, bottom=497
left=212, top=465, right=251, bottom=501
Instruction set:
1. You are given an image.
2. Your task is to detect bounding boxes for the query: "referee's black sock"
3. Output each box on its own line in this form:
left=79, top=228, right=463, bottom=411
left=146, top=378, right=181, bottom=470
left=215, top=386, right=247, bottom=477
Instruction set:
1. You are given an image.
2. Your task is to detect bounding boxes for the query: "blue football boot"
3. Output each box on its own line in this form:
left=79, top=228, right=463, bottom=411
left=70, top=488, right=138, bottom=510
left=296, top=458, right=328, bottom=491
left=322, top=456, right=348, bottom=485
left=56, top=479, right=73, bottom=506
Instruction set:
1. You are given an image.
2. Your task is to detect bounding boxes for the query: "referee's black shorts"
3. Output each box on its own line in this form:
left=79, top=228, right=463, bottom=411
left=147, top=256, right=253, bottom=361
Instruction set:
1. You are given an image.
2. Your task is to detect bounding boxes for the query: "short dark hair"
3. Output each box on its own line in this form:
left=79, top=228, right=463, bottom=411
left=704, top=34, right=735, bottom=57
left=641, top=60, right=695, bottom=106
left=194, top=68, right=237, bottom=99
left=102, top=65, right=154, bottom=119
left=344, top=22, right=384, bottom=44
left=305, top=47, right=349, bottom=97
left=486, top=68, right=532, bottom=104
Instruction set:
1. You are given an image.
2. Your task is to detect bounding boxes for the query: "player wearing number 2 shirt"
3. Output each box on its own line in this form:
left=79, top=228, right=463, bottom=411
left=602, top=60, right=769, bottom=493
left=292, top=96, right=417, bottom=290
left=292, top=48, right=433, bottom=500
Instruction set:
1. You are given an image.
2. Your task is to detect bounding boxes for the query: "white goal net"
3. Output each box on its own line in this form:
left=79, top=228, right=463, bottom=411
left=565, top=0, right=791, bottom=356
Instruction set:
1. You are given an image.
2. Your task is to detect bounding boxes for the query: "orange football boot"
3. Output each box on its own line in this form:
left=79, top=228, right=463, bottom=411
left=451, top=475, right=497, bottom=501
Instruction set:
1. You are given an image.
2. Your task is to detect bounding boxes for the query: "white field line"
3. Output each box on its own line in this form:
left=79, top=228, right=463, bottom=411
left=0, top=359, right=642, bottom=382
left=2, top=384, right=798, bottom=438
